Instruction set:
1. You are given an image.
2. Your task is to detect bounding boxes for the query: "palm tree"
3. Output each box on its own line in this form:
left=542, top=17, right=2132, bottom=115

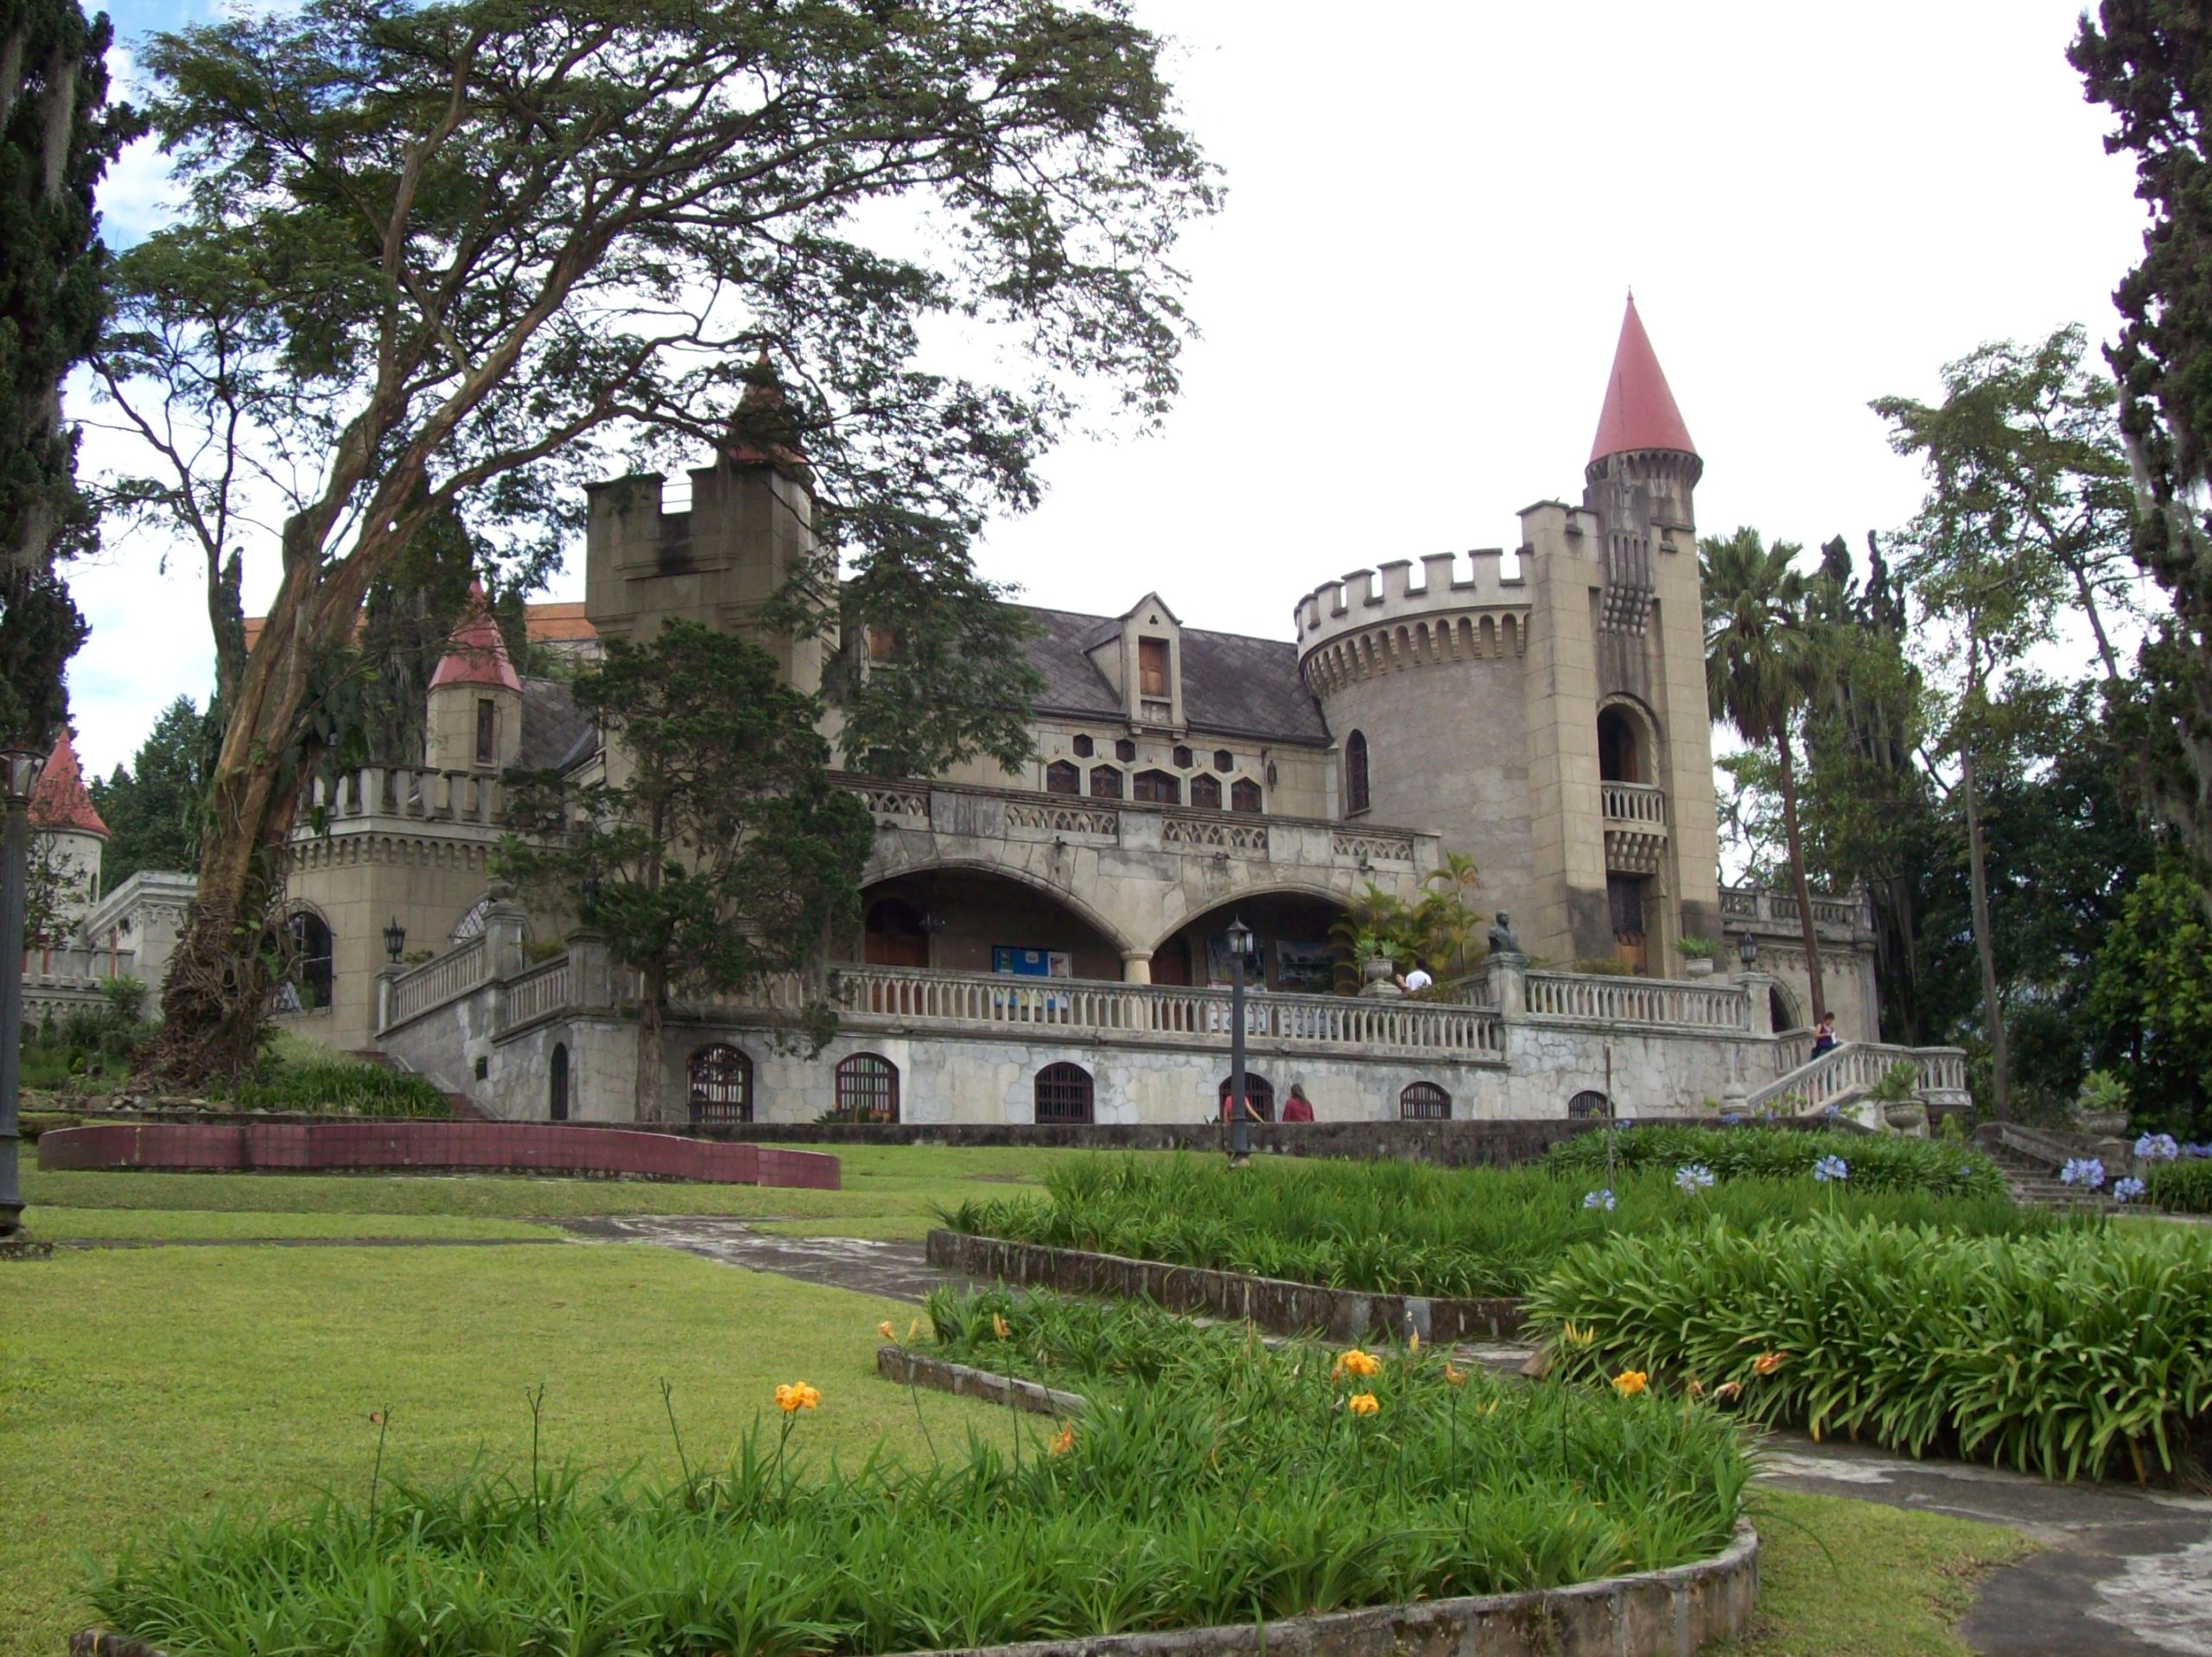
left=1701, top=527, right=1831, bottom=1032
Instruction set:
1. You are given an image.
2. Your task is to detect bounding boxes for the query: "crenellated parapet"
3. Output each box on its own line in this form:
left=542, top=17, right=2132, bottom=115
left=1294, top=549, right=1533, bottom=697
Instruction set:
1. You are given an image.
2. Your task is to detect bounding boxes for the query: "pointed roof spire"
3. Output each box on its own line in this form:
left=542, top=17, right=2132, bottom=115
left=1588, top=294, right=1697, bottom=465
left=429, top=580, right=522, bottom=692
left=723, top=347, right=809, bottom=474
left=29, top=730, right=107, bottom=838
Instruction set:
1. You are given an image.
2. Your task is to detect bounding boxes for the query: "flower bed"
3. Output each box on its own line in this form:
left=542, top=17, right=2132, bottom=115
left=1525, top=1216, right=2212, bottom=1482
left=2144, top=1154, right=2212, bottom=1215
left=941, top=1152, right=2049, bottom=1299
left=86, top=1315, right=1751, bottom=1657
left=1544, top=1125, right=2005, bottom=1196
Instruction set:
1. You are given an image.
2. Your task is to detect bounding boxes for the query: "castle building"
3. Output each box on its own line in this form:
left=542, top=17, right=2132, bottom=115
left=79, top=302, right=1928, bottom=1124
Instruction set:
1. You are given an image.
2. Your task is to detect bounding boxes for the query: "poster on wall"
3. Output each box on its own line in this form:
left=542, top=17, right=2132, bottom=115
left=1274, top=940, right=1333, bottom=993
left=991, top=947, right=1073, bottom=979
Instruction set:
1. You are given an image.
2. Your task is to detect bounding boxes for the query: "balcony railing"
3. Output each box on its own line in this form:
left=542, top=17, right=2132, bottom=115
left=298, top=765, right=505, bottom=828
left=385, top=935, right=488, bottom=1027
left=1745, top=1039, right=1968, bottom=1115
left=1600, top=781, right=1668, bottom=826
left=1522, top=968, right=1749, bottom=1032
left=1719, top=885, right=1870, bottom=936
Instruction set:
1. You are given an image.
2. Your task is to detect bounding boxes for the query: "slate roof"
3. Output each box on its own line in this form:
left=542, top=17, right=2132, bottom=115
left=517, top=677, right=596, bottom=772
left=30, top=731, right=107, bottom=837
left=1019, top=606, right=1330, bottom=746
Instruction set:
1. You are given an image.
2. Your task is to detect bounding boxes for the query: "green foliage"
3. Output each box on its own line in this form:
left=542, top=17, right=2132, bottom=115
left=2145, top=1158, right=2212, bottom=1213
left=1865, top=1062, right=1918, bottom=1104
left=89, top=696, right=214, bottom=887
left=1325, top=855, right=1483, bottom=982
left=1544, top=1125, right=2006, bottom=1196
left=97, top=976, right=147, bottom=1024
left=211, top=1050, right=451, bottom=1118
left=942, top=1152, right=2037, bottom=1299
left=1528, top=1216, right=2212, bottom=1482
left=2089, top=850, right=2212, bottom=1136
left=1675, top=935, right=1720, bottom=960
left=88, top=1331, right=1745, bottom=1656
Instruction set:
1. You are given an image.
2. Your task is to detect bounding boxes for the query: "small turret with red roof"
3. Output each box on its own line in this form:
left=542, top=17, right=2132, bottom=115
left=424, top=581, right=524, bottom=771
left=1587, top=294, right=1699, bottom=473
left=429, top=580, right=522, bottom=693
left=29, top=730, right=107, bottom=839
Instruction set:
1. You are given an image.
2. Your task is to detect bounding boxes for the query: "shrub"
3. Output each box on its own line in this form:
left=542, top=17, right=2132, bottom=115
left=1526, top=1216, right=2212, bottom=1482
left=941, top=1152, right=2046, bottom=1299
left=1546, top=1125, right=2006, bottom=1197
left=213, top=1043, right=450, bottom=1118
left=2145, top=1159, right=2212, bottom=1215
left=89, top=1351, right=1747, bottom=1654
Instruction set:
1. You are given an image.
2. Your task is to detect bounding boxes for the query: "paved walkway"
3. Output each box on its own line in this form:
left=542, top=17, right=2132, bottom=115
left=575, top=1215, right=2212, bottom=1657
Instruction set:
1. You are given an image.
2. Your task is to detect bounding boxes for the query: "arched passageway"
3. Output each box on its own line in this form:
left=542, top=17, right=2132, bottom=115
left=858, top=868, right=1126, bottom=981
left=1150, top=892, right=1348, bottom=992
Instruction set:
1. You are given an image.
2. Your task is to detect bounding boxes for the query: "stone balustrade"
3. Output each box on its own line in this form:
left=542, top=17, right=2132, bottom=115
left=504, top=955, right=573, bottom=1028
left=300, top=764, right=505, bottom=827
left=1744, top=1039, right=1969, bottom=1116
left=1719, top=883, right=1870, bottom=937
left=1600, top=781, right=1668, bottom=827
left=1522, top=969, right=1750, bottom=1032
left=22, top=943, right=137, bottom=987
left=384, top=935, right=488, bottom=1027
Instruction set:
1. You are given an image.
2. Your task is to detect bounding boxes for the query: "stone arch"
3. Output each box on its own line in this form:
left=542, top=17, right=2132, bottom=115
left=1142, top=880, right=1358, bottom=964
left=1501, top=613, right=1519, bottom=654
left=1770, top=979, right=1805, bottom=1033
left=858, top=853, right=1144, bottom=960
left=1597, top=693, right=1663, bottom=782
left=1480, top=614, right=1498, bottom=656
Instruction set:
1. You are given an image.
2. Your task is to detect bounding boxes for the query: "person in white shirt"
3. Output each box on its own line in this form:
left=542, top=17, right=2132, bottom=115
left=1397, top=965, right=1433, bottom=994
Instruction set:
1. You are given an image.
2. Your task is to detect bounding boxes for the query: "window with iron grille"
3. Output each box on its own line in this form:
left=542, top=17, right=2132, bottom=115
left=688, top=1044, right=753, bottom=1124
left=1400, top=1081, right=1450, bottom=1121
left=1034, top=1062, right=1095, bottom=1124
left=1045, top=759, right=1080, bottom=795
left=1090, top=765, right=1123, bottom=799
left=1345, top=730, right=1370, bottom=815
left=1568, top=1089, right=1610, bottom=1120
left=1217, top=1073, right=1274, bottom=1121
left=836, top=1053, right=899, bottom=1121
left=1133, top=768, right=1179, bottom=803
left=1230, top=778, right=1262, bottom=813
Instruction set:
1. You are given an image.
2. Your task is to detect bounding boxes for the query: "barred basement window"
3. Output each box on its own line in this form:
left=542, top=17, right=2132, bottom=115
left=689, top=1044, right=753, bottom=1124
left=1033, top=1062, right=1095, bottom=1124
left=836, top=1053, right=899, bottom=1122
left=1217, top=1073, right=1274, bottom=1121
left=1568, top=1090, right=1610, bottom=1120
left=1400, top=1081, right=1450, bottom=1121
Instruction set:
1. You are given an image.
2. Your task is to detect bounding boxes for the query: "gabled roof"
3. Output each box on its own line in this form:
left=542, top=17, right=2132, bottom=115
left=30, top=731, right=107, bottom=838
left=1588, top=295, right=1696, bottom=464
left=1020, top=606, right=1330, bottom=745
left=429, top=580, right=523, bottom=692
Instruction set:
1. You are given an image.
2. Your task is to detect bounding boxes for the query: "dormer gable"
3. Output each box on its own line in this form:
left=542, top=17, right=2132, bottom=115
left=1081, top=593, right=1183, bottom=729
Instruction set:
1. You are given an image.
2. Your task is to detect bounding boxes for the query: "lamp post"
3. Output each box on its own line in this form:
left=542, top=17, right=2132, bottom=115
left=1736, top=930, right=1758, bottom=971
left=384, top=917, right=407, bottom=964
left=1225, top=914, right=1254, bottom=1165
left=0, top=743, right=48, bottom=1235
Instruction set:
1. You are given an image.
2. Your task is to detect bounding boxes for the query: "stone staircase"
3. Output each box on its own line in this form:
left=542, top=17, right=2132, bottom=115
left=1977, top=1123, right=2119, bottom=1213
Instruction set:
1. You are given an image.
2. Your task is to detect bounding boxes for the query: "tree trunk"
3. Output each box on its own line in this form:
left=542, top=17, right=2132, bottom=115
left=1774, top=729, right=1827, bottom=1029
left=637, top=961, right=666, bottom=1124
left=1959, top=740, right=2009, bottom=1120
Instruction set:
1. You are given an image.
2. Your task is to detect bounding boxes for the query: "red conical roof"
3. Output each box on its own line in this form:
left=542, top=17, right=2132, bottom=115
left=1588, top=295, right=1696, bottom=464
left=30, top=730, right=107, bottom=838
left=429, top=580, right=522, bottom=692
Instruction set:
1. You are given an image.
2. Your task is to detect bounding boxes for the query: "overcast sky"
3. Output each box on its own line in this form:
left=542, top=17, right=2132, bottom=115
left=64, top=0, right=2149, bottom=778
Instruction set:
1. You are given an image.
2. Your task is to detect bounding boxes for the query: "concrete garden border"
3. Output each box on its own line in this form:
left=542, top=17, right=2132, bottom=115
left=927, top=1229, right=1523, bottom=1343
left=877, top=1344, right=1091, bottom=1417
left=70, top=1524, right=1758, bottom=1657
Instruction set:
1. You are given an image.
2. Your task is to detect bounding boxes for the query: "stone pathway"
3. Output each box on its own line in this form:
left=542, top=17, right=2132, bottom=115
left=575, top=1216, right=2212, bottom=1656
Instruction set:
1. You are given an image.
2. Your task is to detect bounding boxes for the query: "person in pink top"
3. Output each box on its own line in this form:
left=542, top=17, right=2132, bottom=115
left=1281, top=1082, right=1315, bottom=1121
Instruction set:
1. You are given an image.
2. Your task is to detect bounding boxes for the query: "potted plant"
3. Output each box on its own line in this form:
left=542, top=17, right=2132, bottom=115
left=2072, top=1070, right=2131, bottom=1138
left=1353, top=931, right=1397, bottom=994
left=1675, top=936, right=1720, bottom=979
left=1866, top=1060, right=1926, bottom=1133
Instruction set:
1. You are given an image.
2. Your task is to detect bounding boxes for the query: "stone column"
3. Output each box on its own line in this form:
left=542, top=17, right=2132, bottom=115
left=1121, top=951, right=1152, bottom=985
left=568, top=930, right=613, bottom=1012
left=484, top=892, right=529, bottom=981
left=1738, top=972, right=1774, bottom=1038
left=375, top=962, right=407, bottom=1034
left=1484, top=949, right=1528, bottom=1019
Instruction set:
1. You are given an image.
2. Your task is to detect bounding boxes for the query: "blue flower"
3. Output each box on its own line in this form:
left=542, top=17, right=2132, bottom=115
left=2133, top=1133, right=2180, bottom=1161
left=1674, top=1163, right=1715, bottom=1193
left=2059, top=1158, right=2107, bottom=1189
left=2113, top=1177, right=2147, bottom=1203
left=2186, top=1144, right=2212, bottom=1160
left=1822, top=1103, right=1841, bottom=1121
left=1719, top=1112, right=1741, bottom=1126
left=1583, top=1189, right=1617, bottom=1212
left=1812, top=1154, right=1849, bottom=1184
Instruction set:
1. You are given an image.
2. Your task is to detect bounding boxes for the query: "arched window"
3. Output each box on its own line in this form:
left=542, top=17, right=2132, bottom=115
left=1400, top=1081, right=1450, bottom=1121
left=283, top=911, right=334, bottom=1013
left=1345, top=730, right=1370, bottom=815
left=836, top=1053, right=899, bottom=1121
left=1567, top=1089, right=1610, bottom=1120
left=1034, top=1062, right=1095, bottom=1124
left=1045, top=760, right=1080, bottom=795
left=1217, top=1073, right=1274, bottom=1121
left=1133, top=769, right=1180, bottom=803
left=1230, top=778, right=1263, bottom=813
left=1090, top=765, right=1124, bottom=799
left=1597, top=706, right=1642, bottom=784
left=1073, top=734, right=1095, bottom=758
left=1189, top=773, right=1222, bottom=809
left=550, top=1042, right=569, bottom=1121
left=689, top=1044, right=753, bottom=1124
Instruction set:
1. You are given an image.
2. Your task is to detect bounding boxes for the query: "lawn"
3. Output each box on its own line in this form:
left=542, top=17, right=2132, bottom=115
left=16, top=1141, right=1065, bottom=1238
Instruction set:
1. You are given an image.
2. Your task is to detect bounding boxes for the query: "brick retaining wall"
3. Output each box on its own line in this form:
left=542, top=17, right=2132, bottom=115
left=927, top=1229, right=1523, bottom=1343
left=35, top=1121, right=839, bottom=1190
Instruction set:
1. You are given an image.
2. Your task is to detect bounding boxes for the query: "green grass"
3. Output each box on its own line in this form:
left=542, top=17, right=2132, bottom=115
left=944, top=1152, right=2054, bottom=1299
left=1546, top=1125, right=2008, bottom=1196
left=0, top=1241, right=1017, bottom=1657
left=1719, top=1489, right=2039, bottom=1656
left=17, top=1143, right=1063, bottom=1238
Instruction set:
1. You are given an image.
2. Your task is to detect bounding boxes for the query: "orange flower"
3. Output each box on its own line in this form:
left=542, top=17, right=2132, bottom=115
left=1332, top=1348, right=1382, bottom=1380
left=1686, top=1381, right=1706, bottom=1400
left=774, top=1382, right=821, bottom=1413
left=1443, top=1362, right=1468, bottom=1387
left=1751, top=1350, right=1786, bottom=1376
left=1047, top=1424, right=1075, bottom=1457
left=878, top=1321, right=895, bottom=1341
left=1347, top=1392, right=1380, bottom=1415
left=1611, top=1369, right=1649, bottom=1398
left=991, top=1313, right=1011, bottom=1341
left=1408, top=1330, right=1421, bottom=1354
left=1713, top=1381, right=1743, bottom=1403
